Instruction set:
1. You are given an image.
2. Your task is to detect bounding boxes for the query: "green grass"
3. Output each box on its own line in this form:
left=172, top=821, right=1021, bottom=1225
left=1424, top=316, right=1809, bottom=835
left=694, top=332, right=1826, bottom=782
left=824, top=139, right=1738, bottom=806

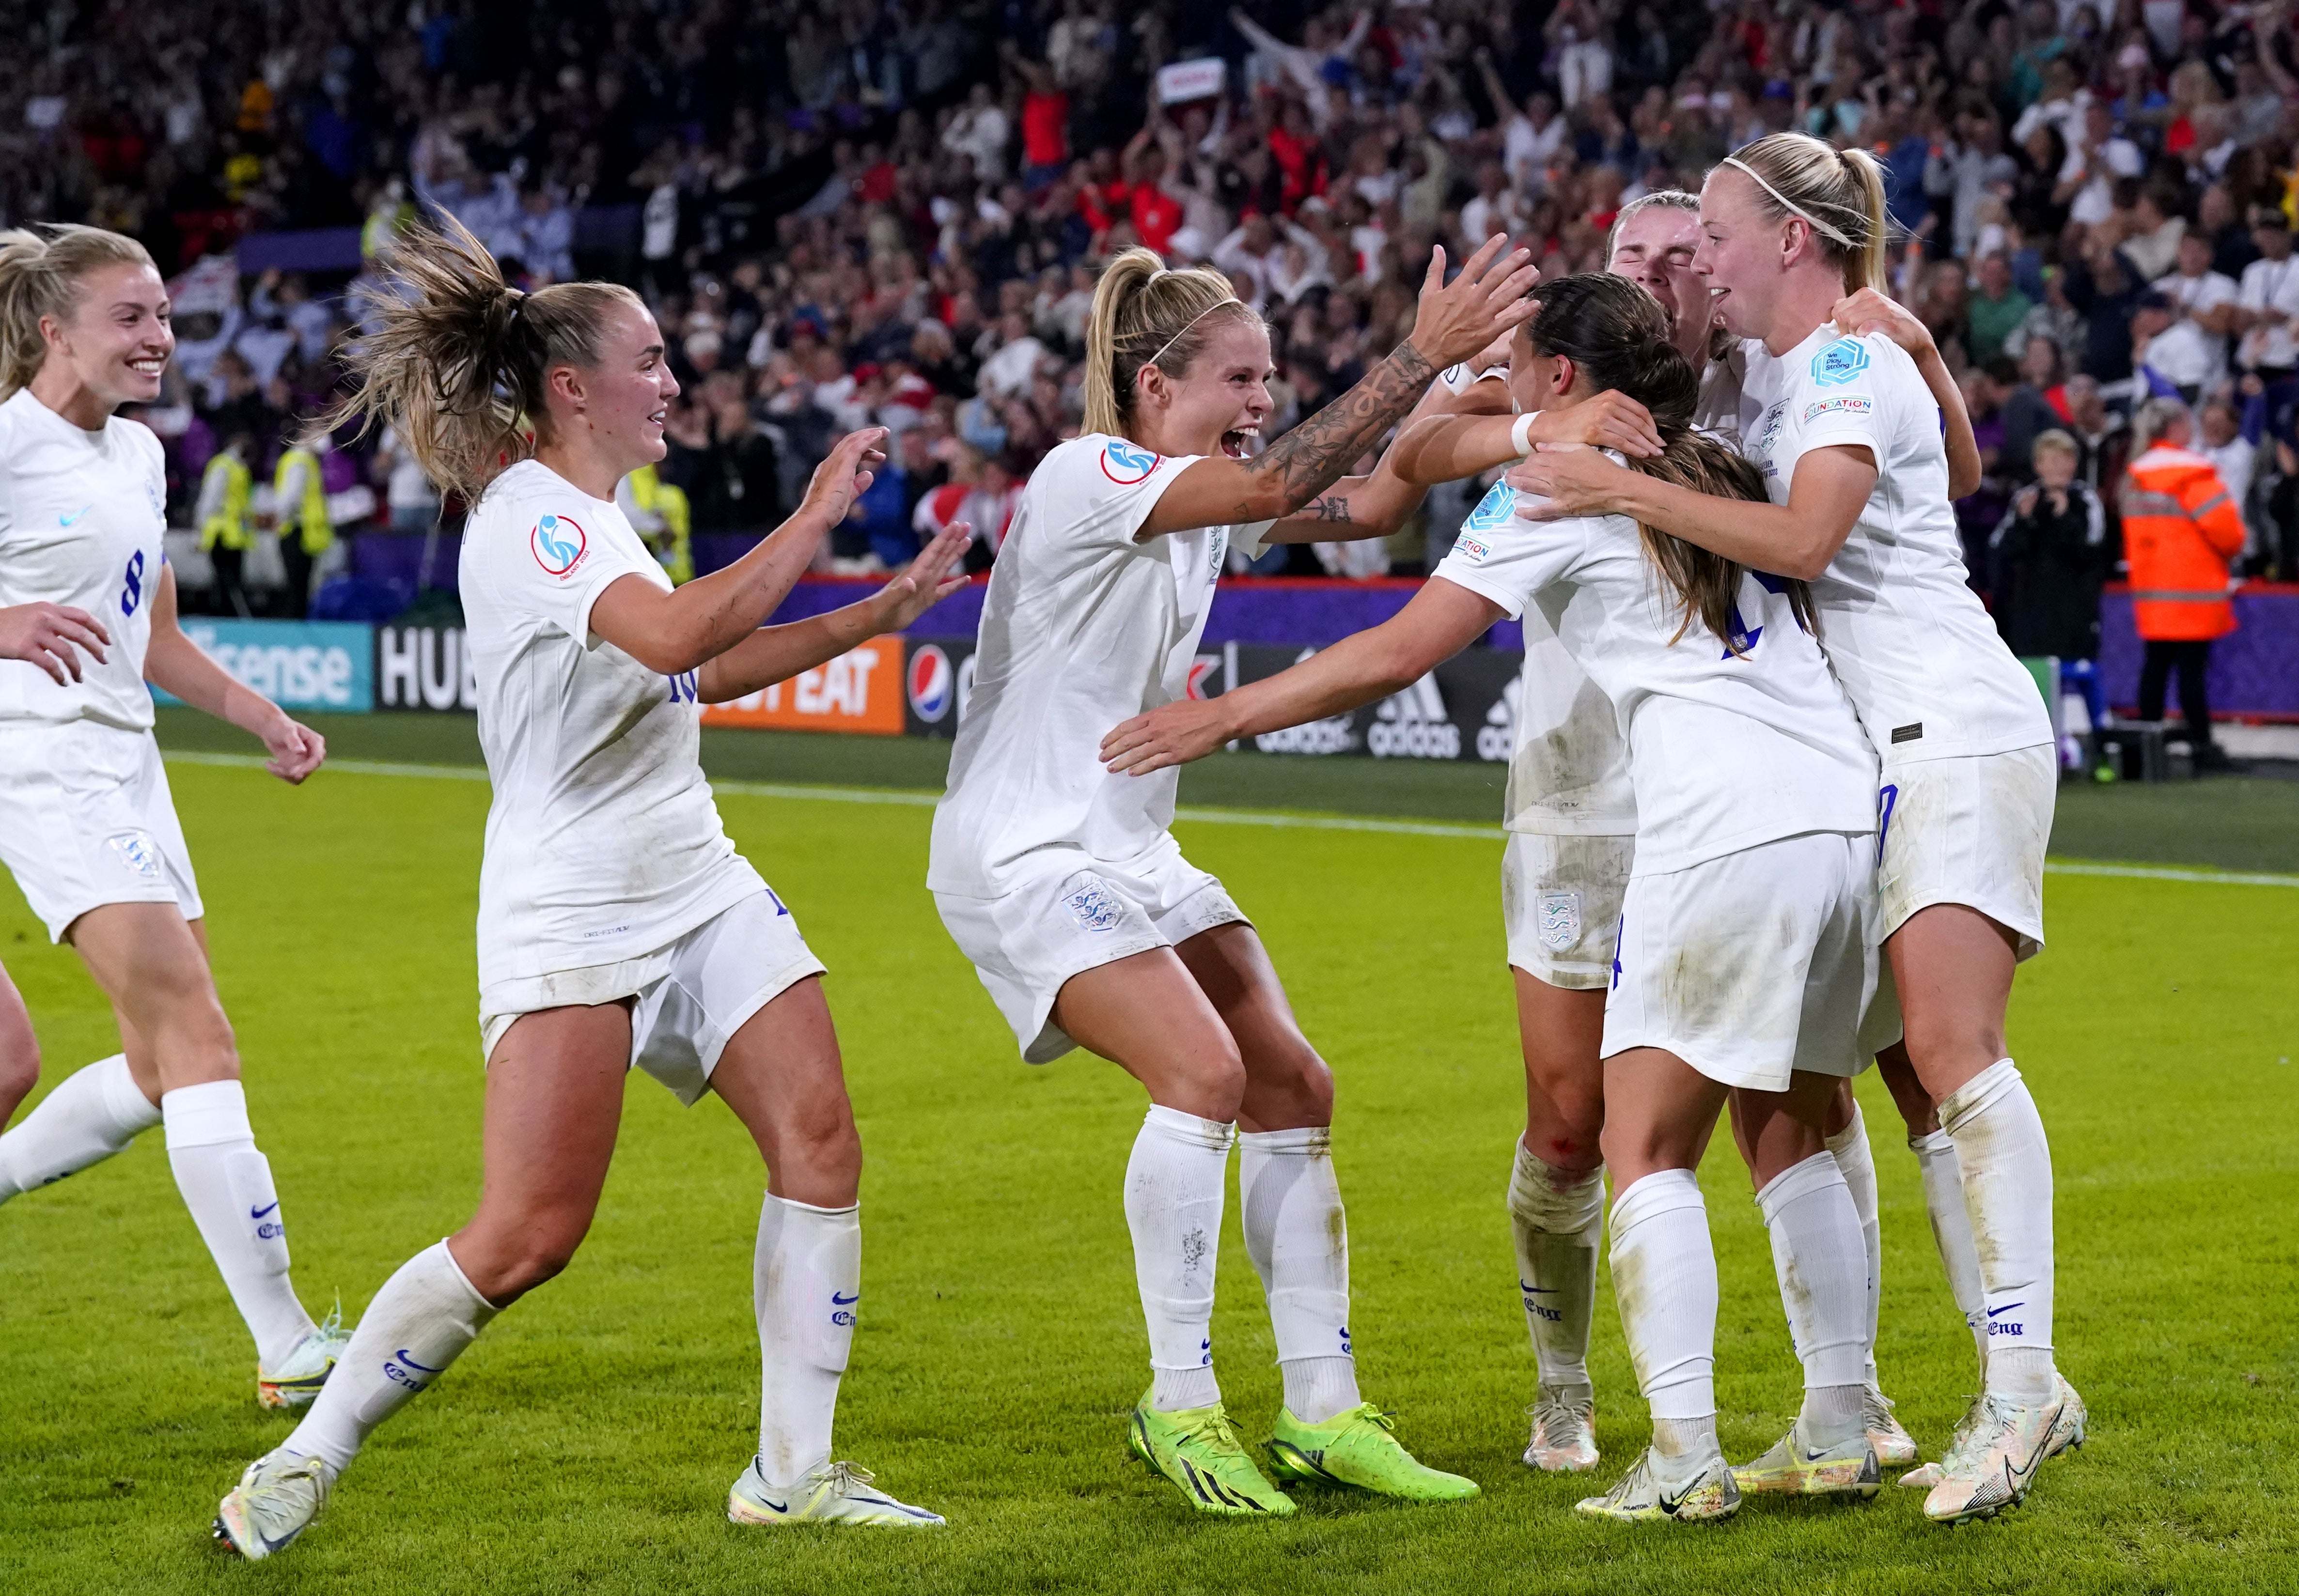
left=2, top=731, right=2296, bottom=1595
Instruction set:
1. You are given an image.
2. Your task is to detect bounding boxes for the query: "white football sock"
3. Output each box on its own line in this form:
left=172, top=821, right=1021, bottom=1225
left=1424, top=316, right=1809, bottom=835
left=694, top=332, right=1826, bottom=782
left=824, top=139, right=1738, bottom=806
left=1824, top=1105, right=1882, bottom=1386
left=754, top=1193, right=859, bottom=1488
left=1505, top=1140, right=1605, bottom=1391
left=0, top=1055, right=158, bottom=1202
left=1239, top=1125, right=1359, bottom=1423
left=1127, top=1105, right=1233, bottom=1412
left=162, top=1080, right=315, bottom=1367
left=1909, top=1128, right=1989, bottom=1382
left=1610, top=1169, right=1717, bottom=1459
left=283, top=1240, right=498, bottom=1474
left=1941, top=1059, right=2056, bottom=1405
left=1754, top=1150, right=1869, bottom=1449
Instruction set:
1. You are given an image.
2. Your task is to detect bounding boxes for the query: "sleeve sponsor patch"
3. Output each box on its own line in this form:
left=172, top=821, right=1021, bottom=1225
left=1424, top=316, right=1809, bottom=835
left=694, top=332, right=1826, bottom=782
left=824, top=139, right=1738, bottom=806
left=1462, top=479, right=1514, bottom=533
left=1098, top=440, right=1161, bottom=484
left=1802, top=395, right=1876, bottom=422
left=530, top=511, right=590, bottom=577
left=1453, top=532, right=1492, bottom=562
left=1810, top=337, right=1871, bottom=387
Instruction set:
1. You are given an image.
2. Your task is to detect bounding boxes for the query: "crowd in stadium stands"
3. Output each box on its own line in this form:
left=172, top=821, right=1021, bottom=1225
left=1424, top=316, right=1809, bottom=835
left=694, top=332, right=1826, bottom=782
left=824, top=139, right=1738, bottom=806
left=5, top=0, right=2299, bottom=635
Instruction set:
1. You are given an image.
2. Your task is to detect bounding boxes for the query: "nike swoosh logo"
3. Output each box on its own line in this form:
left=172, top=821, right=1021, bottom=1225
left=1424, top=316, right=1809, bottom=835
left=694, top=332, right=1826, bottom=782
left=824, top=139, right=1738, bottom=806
left=394, top=1349, right=447, bottom=1373
left=60, top=504, right=93, bottom=527
left=830, top=1291, right=859, bottom=1305
left=1657, top=1481, right=1698, bottom=1515
left=1519, top=1282, right=1557, bottom=1294
left=250, top=1201, right=281, bottom=1219
left=1986, top=1302, right=2025, bottom=1318
left=757, top=1496, right=789, bottom=1513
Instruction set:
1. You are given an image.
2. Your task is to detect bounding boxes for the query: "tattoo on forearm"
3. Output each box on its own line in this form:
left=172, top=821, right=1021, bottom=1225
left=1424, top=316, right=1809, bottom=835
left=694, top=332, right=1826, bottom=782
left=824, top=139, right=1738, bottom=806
left=1307, top=494, right=1352, bottom=521
left=1248, top=341, right=1436, bottom=508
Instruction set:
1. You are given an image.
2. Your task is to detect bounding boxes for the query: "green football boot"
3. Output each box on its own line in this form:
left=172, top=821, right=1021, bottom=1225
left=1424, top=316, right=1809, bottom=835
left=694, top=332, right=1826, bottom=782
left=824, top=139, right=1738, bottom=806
left=1266, top=1403, right=1480, bottom=1502
left=1128, top=1395, right=1297, bottom=1517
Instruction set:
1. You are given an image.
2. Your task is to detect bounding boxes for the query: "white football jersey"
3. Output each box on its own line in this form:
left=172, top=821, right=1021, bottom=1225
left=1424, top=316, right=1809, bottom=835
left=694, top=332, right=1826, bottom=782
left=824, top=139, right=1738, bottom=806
left=1739, top=327, right=2051, bottom=763
left=1452, top=482, right=1637, bottom=837
left=1434, top=482, right=1876, bottom=876
left=459, top=460, right=763, bottom=986
left=0, top=389, right=170, bottom=731
left=928, top=434, right=1272, bottom=898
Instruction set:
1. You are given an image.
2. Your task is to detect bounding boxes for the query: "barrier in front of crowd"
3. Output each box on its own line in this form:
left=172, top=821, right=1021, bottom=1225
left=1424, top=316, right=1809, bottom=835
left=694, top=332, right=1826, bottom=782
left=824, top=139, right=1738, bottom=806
left=153, top=619, right=375, bottom=713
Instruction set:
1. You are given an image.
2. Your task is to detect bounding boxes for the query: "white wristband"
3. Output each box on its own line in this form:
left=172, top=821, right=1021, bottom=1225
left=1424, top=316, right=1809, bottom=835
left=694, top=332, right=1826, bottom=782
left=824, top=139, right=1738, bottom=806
left=1509, top=411, right=1537, bottom=460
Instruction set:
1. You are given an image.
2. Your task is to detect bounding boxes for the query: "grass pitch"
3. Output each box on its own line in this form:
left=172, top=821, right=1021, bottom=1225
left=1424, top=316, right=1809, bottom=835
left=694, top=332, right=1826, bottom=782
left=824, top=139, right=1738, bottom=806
left=2, top=719, right=2295, bottom=1595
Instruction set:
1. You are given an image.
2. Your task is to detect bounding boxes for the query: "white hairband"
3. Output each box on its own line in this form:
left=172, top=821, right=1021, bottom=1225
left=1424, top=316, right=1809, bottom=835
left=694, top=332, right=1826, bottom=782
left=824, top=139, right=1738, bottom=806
left=1720, top=155, right=1857, bottom=249
left=1146, top=294, right=1244, bottom=369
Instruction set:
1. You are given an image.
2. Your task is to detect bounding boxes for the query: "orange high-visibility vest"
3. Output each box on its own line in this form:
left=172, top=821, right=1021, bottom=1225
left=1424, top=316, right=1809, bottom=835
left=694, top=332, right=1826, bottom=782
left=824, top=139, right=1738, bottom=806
left=2118, top=445, right=2246, bottom=641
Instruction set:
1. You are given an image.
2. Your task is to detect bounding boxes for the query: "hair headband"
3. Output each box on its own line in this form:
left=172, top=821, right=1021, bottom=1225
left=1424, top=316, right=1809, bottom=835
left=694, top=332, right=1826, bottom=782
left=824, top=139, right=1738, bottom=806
left=1720, top=155, right=1857, bottom=249
left=1146, top=295, right=1243, bottom=370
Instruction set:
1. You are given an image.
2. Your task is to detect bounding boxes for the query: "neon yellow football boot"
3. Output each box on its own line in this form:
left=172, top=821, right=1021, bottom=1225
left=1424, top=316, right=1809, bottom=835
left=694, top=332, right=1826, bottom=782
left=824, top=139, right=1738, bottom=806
left=1266, top=1403, right=1480, bottom=1502
left=1128, top=1395, right=1297, bottom=1517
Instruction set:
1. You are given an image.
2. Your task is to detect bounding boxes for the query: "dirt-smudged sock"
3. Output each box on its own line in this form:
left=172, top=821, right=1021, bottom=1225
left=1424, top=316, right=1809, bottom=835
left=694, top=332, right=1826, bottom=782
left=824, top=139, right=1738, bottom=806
left=1610, top=1169, right=1717, bottom=1469
left=283, top=1240, right=498, bottom=1474
left=1240, top=1125, right=1358, bottom=1423
left=1754, top=1150, right=1869, bottom=1449
left=1909, top=1128, right=1989, bottom=1382
left=1941, top=1059, right=2056, bottom=1405
left=162, top=1079, right=315, bottom=1367
left=1128, top=1105, right=1234, bottom=1412
left=0, top=1054, right=158, bottom=1202
left=755, top=1193, right=860, bottom=1488
left=1823, top=1106, right=1882, bottom=1384
left=1506, top=1141, right=1605, bottom=1391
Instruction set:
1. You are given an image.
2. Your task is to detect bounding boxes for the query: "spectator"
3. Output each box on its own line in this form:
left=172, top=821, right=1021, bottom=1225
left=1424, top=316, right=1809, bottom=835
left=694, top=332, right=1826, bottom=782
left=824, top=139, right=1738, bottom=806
left=2120, top=398, right=2247, bottom=769
left=2236, top=209, right=2299, bottom=382
left=2002, top=341, right=2069, bottom=478
left=1990, top=429, right=2109, bottom=661
left=1968, top=253, right=2034, bottom=367
left=2146, top=232, right=2241, bottom=401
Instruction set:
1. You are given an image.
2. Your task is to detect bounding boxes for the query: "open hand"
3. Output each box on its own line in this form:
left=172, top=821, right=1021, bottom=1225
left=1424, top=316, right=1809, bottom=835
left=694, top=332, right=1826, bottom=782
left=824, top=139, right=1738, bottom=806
left=803, top=427, right=890, bottom=525
left=262, top=714, right=326, bottom=784
left=1406, top=236, right=1541, bottom=371
left=1100, top=697, right=1234, bottom=776
left=0, top=601, right=109, bottom=685
left=871, top=522, right=974, bottom=631
left=1508, top=444, right=1637, bottom=518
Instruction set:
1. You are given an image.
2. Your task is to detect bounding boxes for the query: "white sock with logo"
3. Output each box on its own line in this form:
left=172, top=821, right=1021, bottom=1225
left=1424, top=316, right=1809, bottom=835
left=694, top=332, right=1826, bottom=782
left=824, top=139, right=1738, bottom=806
left=1506, top=1140, right=1605, bottom=1392
left=0, top=1054, right=159, bottom=1202
left=1128, top=1105, right=1234, bottom=1412
left=1611, top=1170, right=1718, bottom=1472
left=282, top=1240, right=498, bottom=1474
left=1754, top=1151, right=1870, bottom=1450
left=1909, top=1128, right=1989, bottom=1383
left=754, top=1193, right=859, bottom=1488
left=162, top=1080, right=315, bottom=1367
left=1239, top=1125, right=1358, bottom=1424
left=1941, top=1059, right=2056, bottom=1405
left=1824, top=1106, right=1882, bottom=1387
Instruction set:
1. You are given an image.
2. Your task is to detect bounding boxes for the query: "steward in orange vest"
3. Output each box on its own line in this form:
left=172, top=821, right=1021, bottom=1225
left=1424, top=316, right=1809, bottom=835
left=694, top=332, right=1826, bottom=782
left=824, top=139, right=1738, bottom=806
left=2119, top=443, right=2245, bottom=641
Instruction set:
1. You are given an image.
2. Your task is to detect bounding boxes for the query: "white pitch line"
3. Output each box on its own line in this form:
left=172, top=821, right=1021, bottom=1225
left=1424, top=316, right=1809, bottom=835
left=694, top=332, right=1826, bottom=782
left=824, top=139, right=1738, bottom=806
left=162, top=750, right=2299, bottom=888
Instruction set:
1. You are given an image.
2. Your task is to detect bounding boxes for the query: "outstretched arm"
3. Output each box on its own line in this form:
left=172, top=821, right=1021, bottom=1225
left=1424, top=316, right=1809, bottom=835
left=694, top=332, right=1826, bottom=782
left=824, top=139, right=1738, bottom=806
left=591, top=428, right=885, bottom=675
left=1140, top=238, right=1540, bottom=536
left=1099, top=577, right=1502, bottom=774
left=143, top=566, right=326, bottom=783
left=1385, top=392, right=1662, bottom=484
left=1264, top=366, right=1511, bottom=543
left=698, top=524, right=972, bottom=702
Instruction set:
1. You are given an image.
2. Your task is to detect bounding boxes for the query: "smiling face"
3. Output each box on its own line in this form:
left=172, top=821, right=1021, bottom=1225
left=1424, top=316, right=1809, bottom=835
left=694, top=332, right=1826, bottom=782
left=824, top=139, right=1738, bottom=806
left=42, top=260, right=174, bottom=410
left=546, top=298, right=680, bottom=474
left=1609, top=204, right=1712, bottom=362
left=1696, top=165, right=1838, bottom=344
left=1130, top=315, right=1274, bottom=460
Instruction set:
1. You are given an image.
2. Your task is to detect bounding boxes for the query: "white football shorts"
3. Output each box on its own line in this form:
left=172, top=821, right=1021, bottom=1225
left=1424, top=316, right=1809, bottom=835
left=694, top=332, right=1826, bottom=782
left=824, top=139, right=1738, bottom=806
left=934, top=834, right=1249, bottom=1064
left=478, top=887, right=826, bottom=1104
left=0, top=721, right=203, bottom=941
left=1502, top=830, right=1634, bottom=991
left=1602, top=829, right=1877, bottom=1093
left=1860, top=743, right=2054, bottom=1054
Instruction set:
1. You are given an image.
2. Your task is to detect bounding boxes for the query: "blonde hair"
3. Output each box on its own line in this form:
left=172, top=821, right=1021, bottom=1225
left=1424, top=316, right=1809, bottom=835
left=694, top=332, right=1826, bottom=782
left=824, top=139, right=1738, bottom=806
left=321, top=213, right=647, bottom=503
left=1081, top=247, right=1260, bottom=437
left=0, top=224, right=156, bottom=399
left=1718, top=132, right=1891, bottom=294
left=2031, top=428, right=2079, bottom=464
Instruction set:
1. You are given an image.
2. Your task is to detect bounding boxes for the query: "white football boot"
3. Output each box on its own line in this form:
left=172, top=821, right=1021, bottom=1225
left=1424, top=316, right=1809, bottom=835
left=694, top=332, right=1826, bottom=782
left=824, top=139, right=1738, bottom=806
left=1922, top=1391, right=2063, bottom=1523
left=1864, top=1383, right=1919, bottom=1467
left=727, top=1456, right=945, bottom=1527
left=1574, top=1445, right=1739, bottom=1523
left=257, top=1301, right=350, bottom=1410
left=214, top=1449, right=335, bottom=1560
left=1524, top=1383, right=1600, bottom=1472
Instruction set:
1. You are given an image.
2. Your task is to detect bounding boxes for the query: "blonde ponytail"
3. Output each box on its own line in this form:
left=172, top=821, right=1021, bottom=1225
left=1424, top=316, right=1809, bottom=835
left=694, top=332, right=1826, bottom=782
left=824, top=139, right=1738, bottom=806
left=1719, top=132, right=1892, bottom=294
left=0, top=224, right=156, bottom=399
left=320, top=212, right=646, bottom=503
left=1081, top=246, right=1257, bottom=438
